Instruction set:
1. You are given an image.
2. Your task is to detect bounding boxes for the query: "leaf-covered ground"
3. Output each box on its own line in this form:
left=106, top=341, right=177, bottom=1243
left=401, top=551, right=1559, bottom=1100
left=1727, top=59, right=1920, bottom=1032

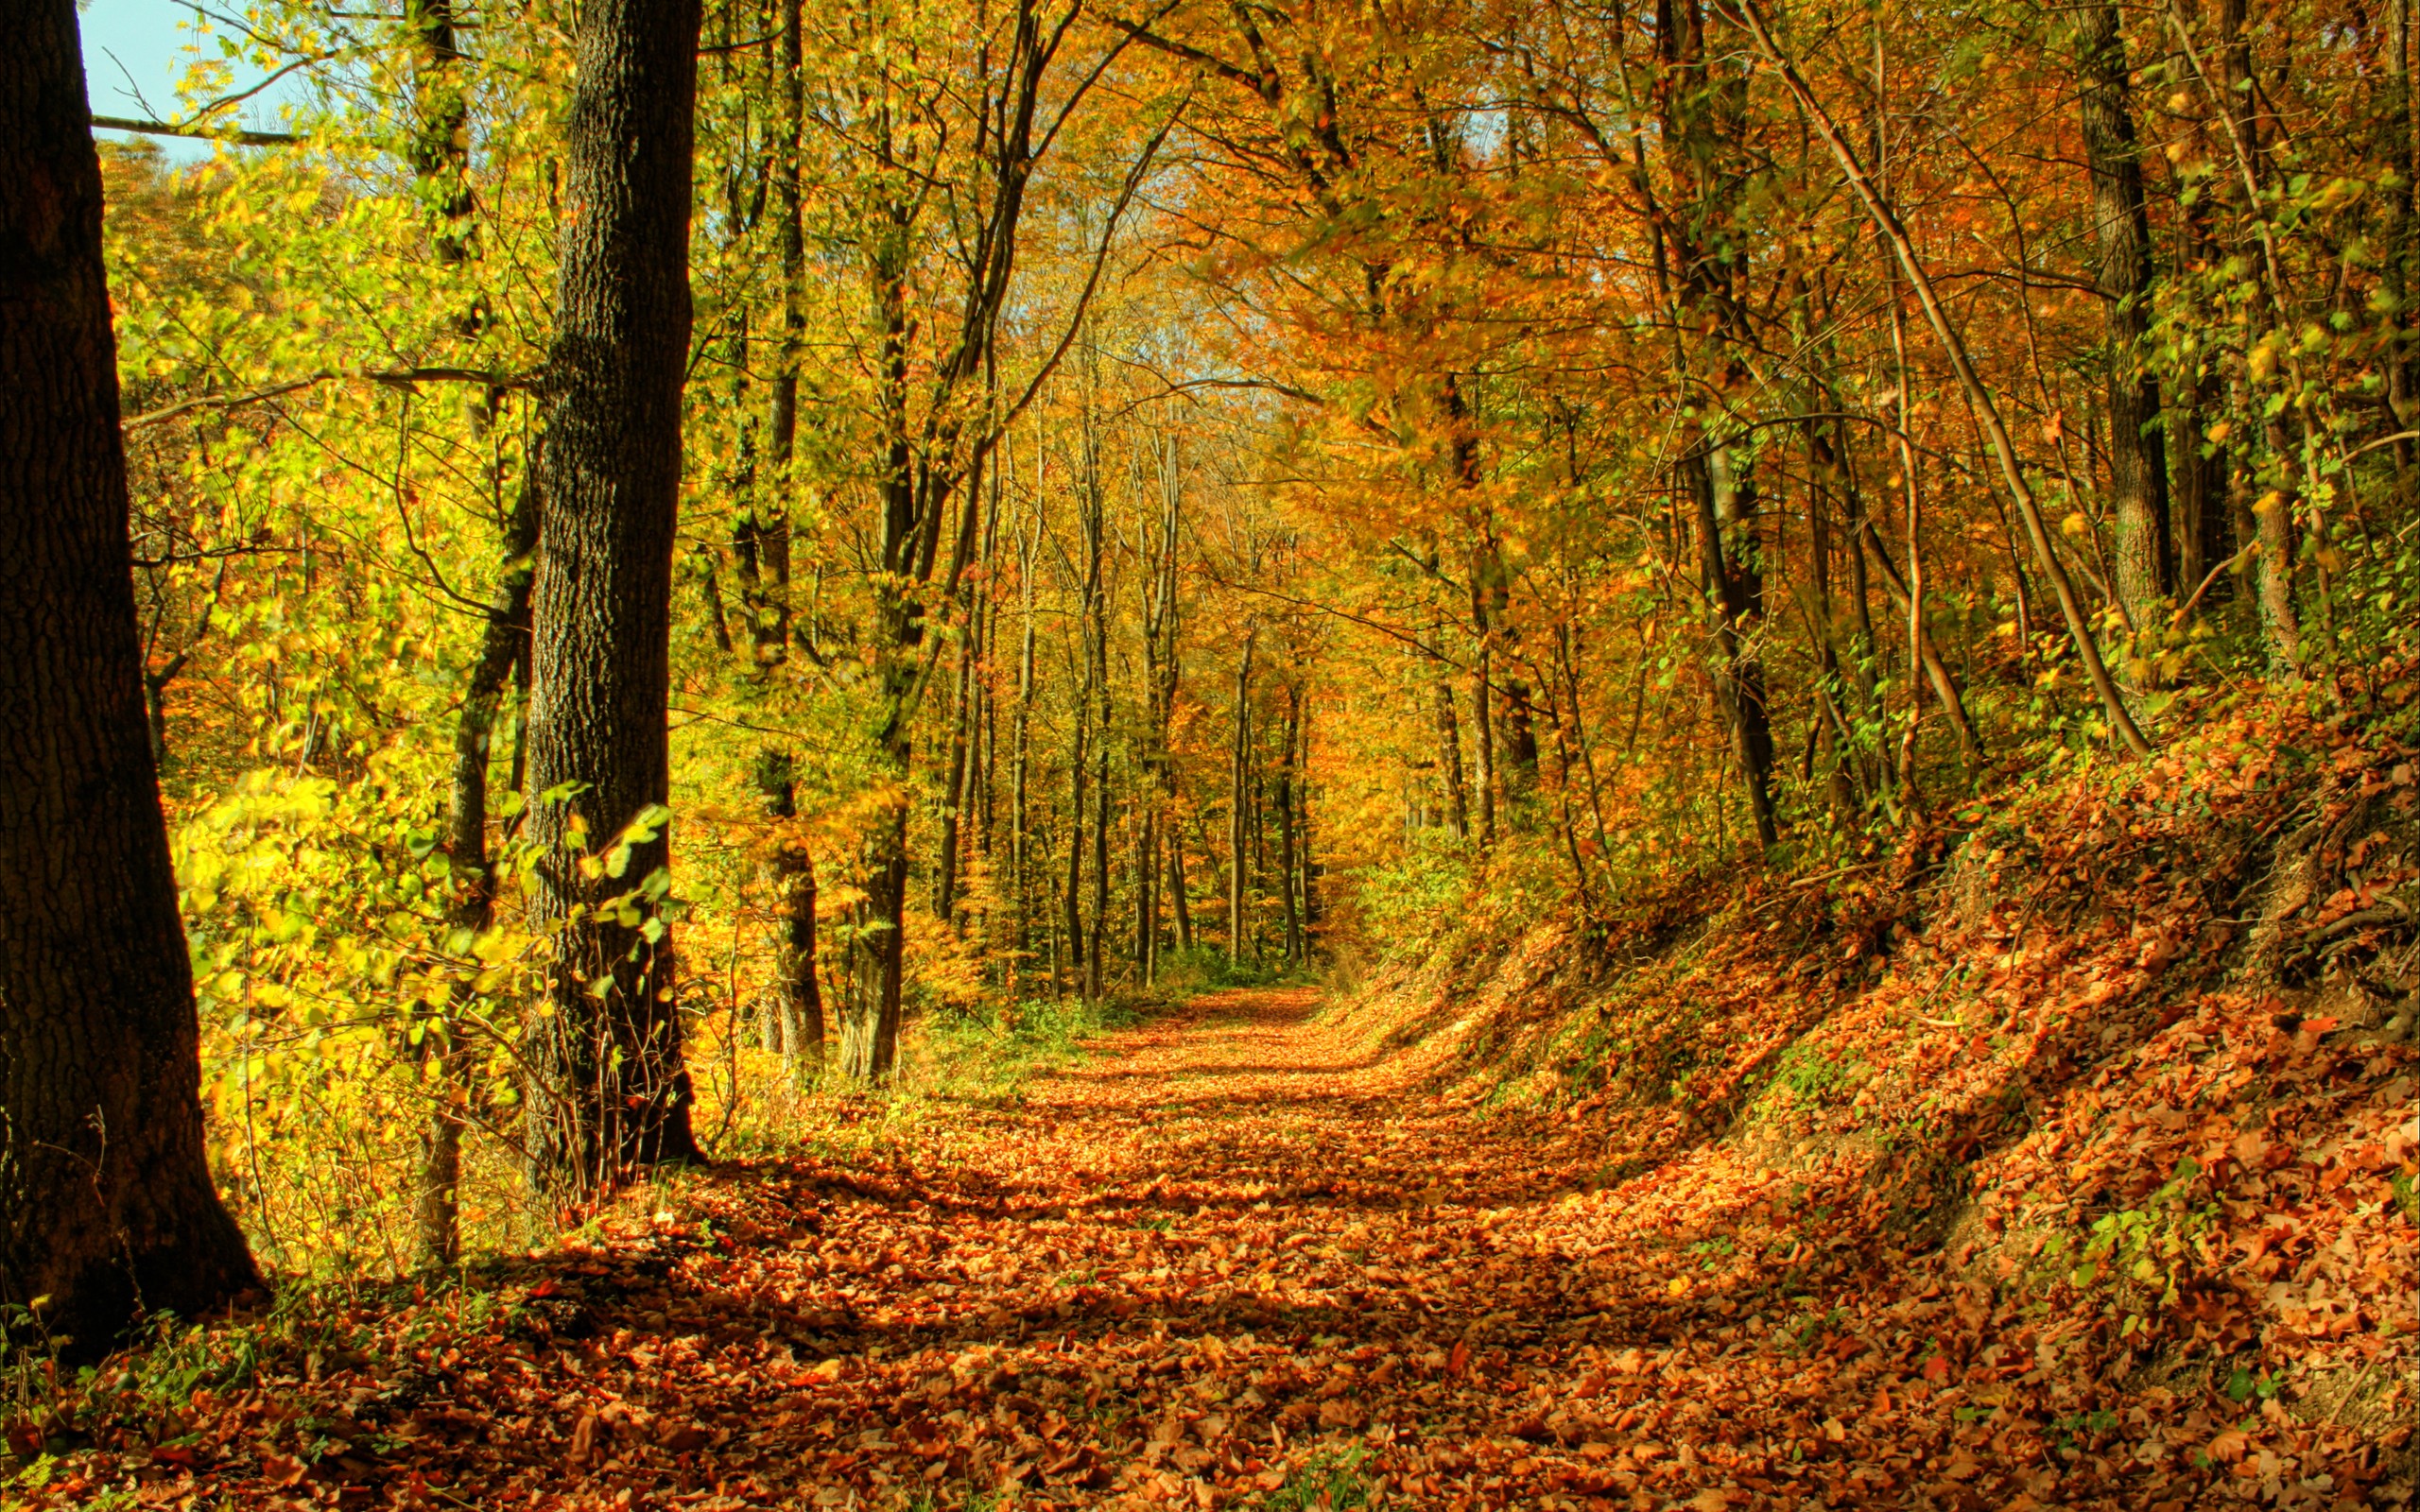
left=9, top=974, right=2414, bottom=1510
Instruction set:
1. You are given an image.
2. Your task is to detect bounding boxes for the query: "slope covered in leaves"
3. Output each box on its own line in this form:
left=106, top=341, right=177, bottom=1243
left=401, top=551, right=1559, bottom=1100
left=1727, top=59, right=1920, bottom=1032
left=1340, top=685, right=2420, bottom=1507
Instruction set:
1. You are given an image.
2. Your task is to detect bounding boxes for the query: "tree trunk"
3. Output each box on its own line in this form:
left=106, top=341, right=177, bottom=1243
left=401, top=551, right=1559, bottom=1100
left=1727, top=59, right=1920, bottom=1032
left=0, top=6, right=261, bottom=1357
left=2389, top=0, right=2419, bottom=501
left=1228, top=633, right=1256, bottom=960
left=1134, top=803, right=1157, bottom=984
left=411, top=0, right=519, bottom=1271
left=1277, top=685, right=1301, bottom=961
left=935, top=609, right=975, bottom=925
left=1011, top=524, right=1034, bottom=989
left=755, top=752, right=822, bottom=1083
left=417, top=467, right=535, bottom=1268
left=1733, top=0, right=2156, bottom=755
left=842, top=806, right=908, bottom=1079
left=1433, top=654, right=1469, bottom=837
left=1088, top=709, right=1110, bottom=1000
left=1470, top=638, right=1496, bottom=848
left=2077, top=0, right=2173, bottom=626
left=1657, top=0, right=1780, bottom=849
left=742, top=0, right=804, bottom=667
left=1168, top=826, right=1195, bottom=951
left=1294, top=698, right=1319, bottom=940
left=1063, top=665, right=1089, bottom=992
left=520, top=0, right=704, bottom=1189
left=2213, top=0, right=2302, bottom=673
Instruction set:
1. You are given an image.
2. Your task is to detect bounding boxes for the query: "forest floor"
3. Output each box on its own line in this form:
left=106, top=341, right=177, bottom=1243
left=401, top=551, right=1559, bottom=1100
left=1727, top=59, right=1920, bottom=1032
left=13, top=977, right=2407, bottom=1511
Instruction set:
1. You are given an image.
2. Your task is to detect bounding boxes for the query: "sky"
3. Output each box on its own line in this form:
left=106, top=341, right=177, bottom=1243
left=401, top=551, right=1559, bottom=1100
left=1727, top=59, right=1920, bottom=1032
left=79, top=0, right=312, bottom=163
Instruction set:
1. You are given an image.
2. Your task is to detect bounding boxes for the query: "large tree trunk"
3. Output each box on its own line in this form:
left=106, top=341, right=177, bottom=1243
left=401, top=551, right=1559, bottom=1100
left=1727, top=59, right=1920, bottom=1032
left=520, top=0, right=704, bottom=1190
left=2076, top=0, right=2173, bottom=627
left=0, top=7, right=261, bottom=1357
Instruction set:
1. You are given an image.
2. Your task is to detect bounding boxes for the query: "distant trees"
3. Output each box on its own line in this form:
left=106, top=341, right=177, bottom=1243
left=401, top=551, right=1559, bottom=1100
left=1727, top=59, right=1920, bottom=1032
left=0, top=4, right=259, bottom=1354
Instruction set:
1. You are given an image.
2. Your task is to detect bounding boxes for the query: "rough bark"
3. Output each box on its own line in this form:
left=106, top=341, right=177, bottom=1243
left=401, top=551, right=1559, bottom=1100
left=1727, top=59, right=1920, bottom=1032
left=520, top=0, right=704, bottom=1189
left=0, top=4, right=261, bottom=1357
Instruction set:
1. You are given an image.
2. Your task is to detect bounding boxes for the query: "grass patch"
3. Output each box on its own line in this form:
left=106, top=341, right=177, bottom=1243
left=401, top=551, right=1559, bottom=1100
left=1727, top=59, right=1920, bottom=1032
left=1256, top=1445, right=1375, bottom=1509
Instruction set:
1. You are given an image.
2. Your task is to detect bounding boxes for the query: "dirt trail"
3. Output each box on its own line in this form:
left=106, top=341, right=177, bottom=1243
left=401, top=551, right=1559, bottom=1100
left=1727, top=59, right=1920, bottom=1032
left=47, top=987, right=2367, bottom=1510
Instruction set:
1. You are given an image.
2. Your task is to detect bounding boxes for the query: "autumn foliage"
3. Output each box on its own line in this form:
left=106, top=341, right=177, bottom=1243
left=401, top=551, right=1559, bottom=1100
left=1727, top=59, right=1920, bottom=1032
left=2, top=0, right=2418, bottom=1502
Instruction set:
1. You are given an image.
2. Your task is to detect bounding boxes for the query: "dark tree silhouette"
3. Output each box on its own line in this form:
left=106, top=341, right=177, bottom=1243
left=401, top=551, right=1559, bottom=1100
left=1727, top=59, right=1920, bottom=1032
left=0, top=4, right=260, bottom=1357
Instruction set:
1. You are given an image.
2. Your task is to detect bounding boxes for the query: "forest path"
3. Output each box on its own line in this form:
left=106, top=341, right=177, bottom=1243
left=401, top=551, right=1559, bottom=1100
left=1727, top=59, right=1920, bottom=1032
left=340, top=985, right=1707, bottom=1511
left=131, top=988, right=2167, bottom=1510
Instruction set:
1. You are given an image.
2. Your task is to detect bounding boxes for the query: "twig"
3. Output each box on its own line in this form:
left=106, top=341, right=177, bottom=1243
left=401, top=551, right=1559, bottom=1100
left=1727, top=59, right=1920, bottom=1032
left=124, top=367, right=531, bottom=432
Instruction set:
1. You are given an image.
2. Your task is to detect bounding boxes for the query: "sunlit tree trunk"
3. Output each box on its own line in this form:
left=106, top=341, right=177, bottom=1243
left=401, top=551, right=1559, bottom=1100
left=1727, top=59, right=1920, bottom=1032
left=0, top=6, right=261, bottom=1355
left=1277, top=684, right=1301, bottom=961
left=410, top=0, right=522, bottom=1270
left=1433, top=673, right=1470, bottom=838
left=755, top=752, right=823, bottom=1082
left=1011, top=518, right=1035, bottom=991
left=2212, top=0, right=2302, bottom=673
left=1228, top=632, right=1256, bottom=960
left=935, top=600, right=976, bottom=926
left=2076, top=0, right=2173, bottom=627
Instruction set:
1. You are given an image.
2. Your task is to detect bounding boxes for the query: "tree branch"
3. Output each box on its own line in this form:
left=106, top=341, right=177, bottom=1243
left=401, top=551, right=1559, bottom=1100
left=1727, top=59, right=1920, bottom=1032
left=93, top=113, right=302, bottom=146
